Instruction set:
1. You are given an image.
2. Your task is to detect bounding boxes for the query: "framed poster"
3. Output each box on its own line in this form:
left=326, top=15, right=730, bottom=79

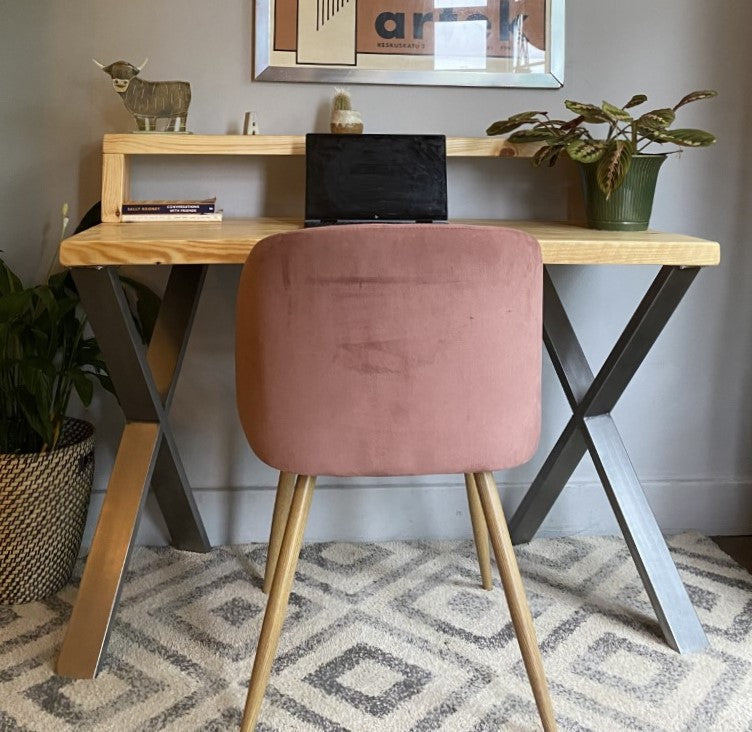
left=255, top=0, right=564, bottom=88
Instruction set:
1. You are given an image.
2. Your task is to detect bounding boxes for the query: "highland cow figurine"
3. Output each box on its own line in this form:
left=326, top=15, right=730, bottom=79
left=93, top=58, right=191, bottom=132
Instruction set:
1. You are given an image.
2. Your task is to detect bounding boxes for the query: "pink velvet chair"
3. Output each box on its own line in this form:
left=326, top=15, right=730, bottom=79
left=235, top=224, right=555, bottom=731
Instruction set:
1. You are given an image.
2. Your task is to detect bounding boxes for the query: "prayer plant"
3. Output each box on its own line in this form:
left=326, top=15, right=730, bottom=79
left=487, top=90, right=717, bottom=197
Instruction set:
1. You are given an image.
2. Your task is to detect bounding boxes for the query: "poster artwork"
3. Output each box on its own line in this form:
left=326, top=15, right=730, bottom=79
left=273, top=0, right=545, bottom=68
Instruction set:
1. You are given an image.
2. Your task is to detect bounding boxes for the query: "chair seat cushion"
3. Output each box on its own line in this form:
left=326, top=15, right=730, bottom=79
left=236, top=224, right=542, bottom=476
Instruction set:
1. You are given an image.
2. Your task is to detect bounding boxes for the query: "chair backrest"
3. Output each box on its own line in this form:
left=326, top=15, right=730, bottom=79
left=236, top=224, right=542, bottom=477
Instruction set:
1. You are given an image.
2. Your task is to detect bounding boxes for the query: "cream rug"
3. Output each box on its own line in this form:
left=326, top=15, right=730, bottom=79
left=0, top=533, right=751, bottom=731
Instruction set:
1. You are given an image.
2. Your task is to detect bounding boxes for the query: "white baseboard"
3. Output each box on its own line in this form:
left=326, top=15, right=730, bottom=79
left=81, top=478, right=752, bottom=548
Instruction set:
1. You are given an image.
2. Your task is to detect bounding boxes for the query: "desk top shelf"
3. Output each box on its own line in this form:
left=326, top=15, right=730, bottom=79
left=59, top=218, right=720, bottom=268
left=102, top=134, right=540, bottom=157
left=100, top=134, right=540, bottom=223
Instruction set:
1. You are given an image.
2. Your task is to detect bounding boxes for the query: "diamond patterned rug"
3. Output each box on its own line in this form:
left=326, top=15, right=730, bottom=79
left=1, top=533, right=751, bottom=731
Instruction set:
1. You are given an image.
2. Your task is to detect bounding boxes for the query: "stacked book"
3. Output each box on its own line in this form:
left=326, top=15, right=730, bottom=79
left=121, top=198, right=222, bottom=222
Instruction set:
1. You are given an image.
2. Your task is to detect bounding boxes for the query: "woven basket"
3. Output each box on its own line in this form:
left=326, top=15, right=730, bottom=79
left=0, top=418, right=94, bottom=604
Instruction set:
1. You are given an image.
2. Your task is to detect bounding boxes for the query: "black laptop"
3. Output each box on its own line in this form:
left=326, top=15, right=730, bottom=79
left=305, top=134, right=448, bottom=226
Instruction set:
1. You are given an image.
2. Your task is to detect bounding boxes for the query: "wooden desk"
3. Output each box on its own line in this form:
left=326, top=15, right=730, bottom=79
left=60, top=218, right=719, bottom=267
left=56, top=136, right=721, bottom=679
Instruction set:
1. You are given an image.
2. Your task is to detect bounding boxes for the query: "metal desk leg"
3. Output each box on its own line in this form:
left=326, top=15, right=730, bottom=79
left=57, top=265, right=211, bottom=678
left=147, top=265, right=211, bottom=551
left=509, top=265, right=708, bottom=654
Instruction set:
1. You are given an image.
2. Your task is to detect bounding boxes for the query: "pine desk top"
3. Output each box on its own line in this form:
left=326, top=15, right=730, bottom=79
left=59, top=219, right=720, bottom=268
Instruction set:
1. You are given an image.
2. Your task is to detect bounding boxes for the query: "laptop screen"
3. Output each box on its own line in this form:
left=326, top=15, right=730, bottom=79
left=305, top=134, right=447, bottom=224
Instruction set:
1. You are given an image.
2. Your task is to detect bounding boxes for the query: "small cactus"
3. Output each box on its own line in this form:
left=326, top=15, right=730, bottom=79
left=332, top=88, right=352, bottom=112
left=330, top=87, right=363, bottom=134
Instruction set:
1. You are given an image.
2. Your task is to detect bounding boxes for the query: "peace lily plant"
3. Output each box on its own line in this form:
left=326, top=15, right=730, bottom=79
left=487, top=90, right=717, bottom=198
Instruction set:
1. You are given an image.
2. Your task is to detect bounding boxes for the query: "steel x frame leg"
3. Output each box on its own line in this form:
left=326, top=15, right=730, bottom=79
left=508, top=265, right=708, bottom=654
left=56, top=265, right=211, bottom=678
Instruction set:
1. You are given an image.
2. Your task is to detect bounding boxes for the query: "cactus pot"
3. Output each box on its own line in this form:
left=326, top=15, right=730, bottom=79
left=578, top=153, right=667, bottom=231
left=330, top=109, right=363, bottom=134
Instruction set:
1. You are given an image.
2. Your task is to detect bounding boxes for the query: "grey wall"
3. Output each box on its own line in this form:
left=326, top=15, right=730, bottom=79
left=2, top=1, right=751, bottom=544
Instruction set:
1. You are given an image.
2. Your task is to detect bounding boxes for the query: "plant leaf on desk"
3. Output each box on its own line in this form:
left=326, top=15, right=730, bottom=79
left=623, top=94, right=648, bottom=109
left=564, top=100, right=612, bottom=123
left=656, top=128, right=717, bottom=147
left=566, top=139, right=606, bottom=164
left=673, top=89, right=718, bottom=109
left=597, top=140, right=634, bottom=197
left=637, top=108, right=676, bottom=130
left=486, top=118, right=528, bottom=136
left=602, top=101, right=633, bottom=121
left=508, top=128, right=555, bottom=143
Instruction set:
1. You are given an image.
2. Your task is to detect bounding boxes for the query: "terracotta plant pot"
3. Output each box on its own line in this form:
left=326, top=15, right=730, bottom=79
left=578, top=153, right=667, bottom=231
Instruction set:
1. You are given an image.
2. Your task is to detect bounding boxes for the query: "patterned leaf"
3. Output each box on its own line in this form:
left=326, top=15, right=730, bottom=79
left=566, top=139, right=606, bottom=163
left=602, top=101, right=633, bottom=121
left=639, top=127, right=672, bottom=143
left=486, top=119, right=526, bottom=136
left=564, top=100, right=612, bottom=123
left=658, top=128, right=716, bottom=147
left=673, top=90, right=718, bottom=110
left=596, top=140, right=634, bottom=197
left=508, top=128, right=556, bottom=143
left=508, top=110, right=546, bottom=122
left=532, top=144, right=560, bottom=167
left=624, top=94, right=647, bottom=109
left=637, top=108, right=676, bottom=130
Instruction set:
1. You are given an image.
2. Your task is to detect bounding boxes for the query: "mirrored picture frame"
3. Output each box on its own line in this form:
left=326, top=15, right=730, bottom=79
left=254, top=0, right=564, bottom=88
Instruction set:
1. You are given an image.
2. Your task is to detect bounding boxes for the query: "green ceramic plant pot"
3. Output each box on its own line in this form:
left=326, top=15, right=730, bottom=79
left=578, top=153, right=667, bottom=231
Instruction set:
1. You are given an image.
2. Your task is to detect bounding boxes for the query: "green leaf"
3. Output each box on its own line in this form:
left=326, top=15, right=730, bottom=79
left=92, top=371, right=117, bottom=398
left=22, top=357, right=55, bottom=378
left=602, top=101, right=632, bottom=121
left=47, top=270, right=70, bottom=292
left=120, top=276, right=161, bottom=344
left=486, top=119, right=526, bottom=136
left=0, top=290, right=33, bottom=320
left=508, top=110, right=546, bottom=122
left=673, top=90, right=718, bottom=110
left=508, top=128, right=556, bottom=143
left=71, top=369, right=94, bottom=406
left=624, top=94, right=647, bottom=109
left=596, top=140, right=634, bottom=197
left=659, top=128, right=716, bottom=147
left=636, top=108, right=676, bottom=130
left=564, top=101, right=612, bottom=123
left=639, top=127, right=672, bottom=144
left=0, top=260, right=23, bottom=295
left=15, top=389, right=52, bottom=449
left=33, top=285, right=60, bottom=320
left=566, top=139, right=606, bottom=163
left=532, top=144, right=562, bottom=168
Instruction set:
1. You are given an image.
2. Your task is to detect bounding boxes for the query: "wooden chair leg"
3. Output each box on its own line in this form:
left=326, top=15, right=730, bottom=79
left=241, top=475, right=316, bottom=732
left=464, top=473, right=493, bottom=590
left=262, top=471, right=297, bottom=594
left=475, top=471, right=557, bottom=732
